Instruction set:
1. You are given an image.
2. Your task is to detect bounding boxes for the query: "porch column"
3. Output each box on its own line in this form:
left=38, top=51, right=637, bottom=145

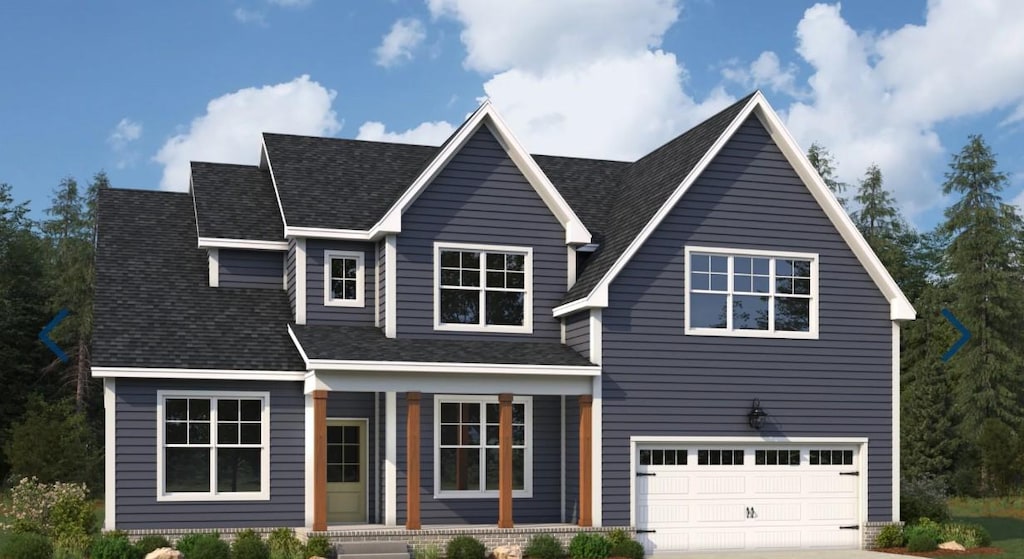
left=406, top=392, right=422, bottom=530
left=578, top=395, right=593, bottom=527
left=498, top=393, right=514, bottom=529
left=312, top=390, right=328, bottom=531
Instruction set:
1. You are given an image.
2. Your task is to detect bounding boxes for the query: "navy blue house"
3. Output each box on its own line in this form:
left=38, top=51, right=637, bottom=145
left=93, top=92, right=915, bottom=553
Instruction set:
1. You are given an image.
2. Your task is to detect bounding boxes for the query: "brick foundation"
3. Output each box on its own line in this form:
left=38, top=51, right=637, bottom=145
left=863, top=521, right=904, bottom=549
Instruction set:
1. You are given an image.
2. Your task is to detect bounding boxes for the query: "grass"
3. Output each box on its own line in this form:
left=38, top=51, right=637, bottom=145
left=949, top=497, right=1024, bottom=559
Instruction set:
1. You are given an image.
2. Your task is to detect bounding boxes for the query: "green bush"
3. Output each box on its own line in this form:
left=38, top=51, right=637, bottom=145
left=304, top=536, right=332, bottom=559
left=940, top=522, right=992, bottom=548
left=604, top=531, right=628, bottom=549
left=176, top=533, right=221, bottom=559
left=135, top=536, right=171, bottom=557
left=524, top=534, right=564, bottom=559
left=568, top=534, right=610, bottom=559
left=607, top=540, right=643, bottom=559
left=0, top=477, right=94, bottom=538
left=413, top=544, right=440, bottom=559
left=231, top=530, right=268, bottom=559
left=266, top=529, right=302, bottom=559
left=188, top=536, right=230, bottom=559
left=91, top=532, right=138, bottom=559
left=444, top=536, right=485, bottom=559
left=900, top=477, right=950, bottom=524
left=0, top=531, right=54, bottom=559
left=872, top=524, right=905, bottom=548
left=2, top=399, right=102, bottom=487
left=906, top=533, right=937, bottom=553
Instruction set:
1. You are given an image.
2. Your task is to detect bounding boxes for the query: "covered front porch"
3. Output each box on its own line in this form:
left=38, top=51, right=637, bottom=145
left=303, top=369, right=602, bottom=532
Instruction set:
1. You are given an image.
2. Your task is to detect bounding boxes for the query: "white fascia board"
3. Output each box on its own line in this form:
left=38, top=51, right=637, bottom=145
left=260, top=138, right=290, bottom=234
left=103, top=378, right=116, bottom=530
left=197, top=237, right=289, bottom=251
left=295, top=238, right=307, bottom=325
left=91, top=367, right=305, bottom=381
left=557, top=92, right=916, bottom=322
left=629, top=435, right=869, bottom=444
left=287, top=323, right=312, bottom=369
left=284, top=226, right=377, bottom=241
left=305, top=359, right=600, bottom=376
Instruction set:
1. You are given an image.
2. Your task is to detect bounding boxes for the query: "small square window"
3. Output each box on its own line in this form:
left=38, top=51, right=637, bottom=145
left=324, top=251, right=365, bottom=307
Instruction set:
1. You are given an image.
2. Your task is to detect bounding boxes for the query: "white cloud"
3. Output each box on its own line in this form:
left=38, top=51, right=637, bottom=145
left=722, top=51, right=801, bottom=98
left=357, top=121, right=455, bottom=145
left=233, top=7, right=268, bottom=26
left=154, top=75, right=341, bottom=191
left=108, top=118, right=142, bottom=149
left=267, top=0, right=311, bottom=6
left=375, top=18, right=427, bottom=68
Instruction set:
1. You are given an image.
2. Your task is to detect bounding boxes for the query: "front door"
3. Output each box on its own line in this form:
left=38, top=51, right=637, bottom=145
left=326, top=420, right=367, bottom=523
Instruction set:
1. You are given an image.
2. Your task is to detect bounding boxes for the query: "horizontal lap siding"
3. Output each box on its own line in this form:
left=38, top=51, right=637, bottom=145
left=306, top=239, right=375, bottom=326
left=114, top=379, right=304, bottom=529
left=327, top=391, right=377, bottom=522
left=219, top=249, right=284, bottom=289
left=601, top=117, right=893, bottom=525
left=396, top=126, right=566, bottom=342
left=396, top=394, right=562, bottom=524
left=287, top=240, right=297, bottom=317
left=565, top=312, right=589, bottom=361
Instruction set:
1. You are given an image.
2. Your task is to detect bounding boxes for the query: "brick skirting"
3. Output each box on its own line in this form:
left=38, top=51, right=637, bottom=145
left=863, top=521, right=904, bottom=549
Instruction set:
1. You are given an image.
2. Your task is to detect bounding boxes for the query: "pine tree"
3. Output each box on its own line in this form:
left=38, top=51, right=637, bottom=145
left=939, top=135, right=1024, bottom=436
left=807, top=142, right=848, bottom=208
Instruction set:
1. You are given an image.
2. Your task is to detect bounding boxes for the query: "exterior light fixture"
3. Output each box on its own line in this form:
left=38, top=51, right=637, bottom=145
left=747, top=399, right=768, bottom=430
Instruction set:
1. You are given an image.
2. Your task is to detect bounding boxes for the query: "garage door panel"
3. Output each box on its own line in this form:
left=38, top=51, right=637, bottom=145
left=806, top=474, right=859, bottom=493
left=751, top=474, right=802, bottom=494
left=805, top=501, right=858, bottom=521
left=752, top=502, right=802, bottom=522
left=641, top=474, right=689, bottom=494
left=694, top=475, right=745, bottom=494
left=691, top=532, right=745, bottom=551
left=640, top=503, right=689, bottom=524
left=749, top=530, right=803, bottom=549
left=694, top=503, right=746, bottom=523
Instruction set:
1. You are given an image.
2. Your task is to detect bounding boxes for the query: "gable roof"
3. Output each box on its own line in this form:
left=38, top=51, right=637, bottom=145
left=553, top=91, right=916, bottom=321
left=191, top=162, right=285, bottom=246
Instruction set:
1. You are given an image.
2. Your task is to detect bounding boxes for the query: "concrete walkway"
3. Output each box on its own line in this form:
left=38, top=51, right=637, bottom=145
left=652, top=551, right=915, bottom=559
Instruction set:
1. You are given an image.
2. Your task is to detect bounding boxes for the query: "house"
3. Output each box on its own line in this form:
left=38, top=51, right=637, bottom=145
left=92, top=91, right=915, bottom=553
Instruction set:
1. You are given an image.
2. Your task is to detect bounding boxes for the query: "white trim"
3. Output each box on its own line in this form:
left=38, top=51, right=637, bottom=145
left=591, top=374, right=602, bottom=527
left=683, top=246, right=820, bottom=340
left=208, top=249, right=219, bottom=288
left=385, top=235, right=397, bottom=338
left=304, top=392, right=315, bottom=528
left=432, top=394, right=534, bottom=499
left=260, top=138, right=290, bottom=233
left=103, top=378, right=116, bottom=530
left=305, top=361, right=597, bottom=376
left=326, top=417, right=371, bottom=523
left=296, top=238, right=307, bottom=325
left=892, top=321, right=901, bottom=521
left=560, top=395, right=566, bottom=524
left=155, top=390, right=271, bottom=502
left=433, top=242, right=534, bottom=334
left=92, top=367, right=305, bottom=381
left=552, top=92, right=915, bottom=322
left=374, top=243, right=381, bottom=328
left=323, top=250, right=366, bottom=308
left=589, top=309, right=602, bottom=366
left=567, top=246, right=577, bottom=289
left=374, top=392, right=381, bottom=523
left=313, top=370, right=594, bottom=397
left=374, top=102, right=591, bottom=245
left=630, top=435, right=869, bottom=444
left=384, top=392, right=397, bottom=526
left=285, top=226, right=376, bottom=241
left=197, top=237, right=288, bottom=251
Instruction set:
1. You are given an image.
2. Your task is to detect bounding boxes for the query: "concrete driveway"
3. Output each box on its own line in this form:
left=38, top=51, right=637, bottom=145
left=651, top=551, right=915, bottom=559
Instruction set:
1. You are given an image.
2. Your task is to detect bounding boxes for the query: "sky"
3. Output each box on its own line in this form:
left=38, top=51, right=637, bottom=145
left=2, top=0, right=1023, bottom=232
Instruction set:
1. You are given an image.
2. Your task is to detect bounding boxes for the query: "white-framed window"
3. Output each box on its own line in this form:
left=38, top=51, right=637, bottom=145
left=156, top=391, right=270, bottom=501
left=324, top=250, right=364, bottom=307
left=433, top=394, right=533, bottom=498
left=433, top=242, right=533, bottom=333
left=684, top=246, right=819, bottom=339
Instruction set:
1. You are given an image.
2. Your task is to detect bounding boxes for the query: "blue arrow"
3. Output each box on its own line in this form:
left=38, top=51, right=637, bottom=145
left=39, top=308, right=70, bottom=363
left=941, top=308, right=971, bottom=362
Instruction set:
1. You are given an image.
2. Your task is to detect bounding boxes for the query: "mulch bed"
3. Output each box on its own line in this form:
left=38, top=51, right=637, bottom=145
left=876, top=547, right=1002, bottom=557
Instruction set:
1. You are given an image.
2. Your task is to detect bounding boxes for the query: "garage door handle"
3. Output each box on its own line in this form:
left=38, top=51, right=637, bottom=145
left=839, top=471, right=860, bottom=476
left=839, top=525, right=859, bottom=530
left=636, top=530, right=656, bottom=534
left=636, top=472, right=656, bottom=477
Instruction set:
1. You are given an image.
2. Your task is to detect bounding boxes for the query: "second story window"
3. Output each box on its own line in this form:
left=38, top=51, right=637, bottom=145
left=434, top=243, right=533, bottom=333
left=324, top=250, right=364, bottom=307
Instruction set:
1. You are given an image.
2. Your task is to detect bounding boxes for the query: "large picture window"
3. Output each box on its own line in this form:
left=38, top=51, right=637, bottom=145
left=434, top=395, right=532, bottom=498
left=434, top=243, right=532, bottom=333
left=685, top=246, right=818, bottom=338
left=324, top=250, right=365, bottom=307
left=157, top=391, right=269, bottom=501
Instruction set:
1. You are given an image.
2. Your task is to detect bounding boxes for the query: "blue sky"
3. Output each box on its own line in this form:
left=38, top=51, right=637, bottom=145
left=2, top=0, right=1023, bottom=232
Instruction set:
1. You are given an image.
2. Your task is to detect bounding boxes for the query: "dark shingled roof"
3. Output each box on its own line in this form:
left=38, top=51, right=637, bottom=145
left=290, top=325, right=594, bottom=366
left=191, top=162, right=284, bottom=241
left=94, top=188, right=305, bottom=370
left=532, top=155, right=629, bottom=240
left=561, top=93, right=756, bottom=304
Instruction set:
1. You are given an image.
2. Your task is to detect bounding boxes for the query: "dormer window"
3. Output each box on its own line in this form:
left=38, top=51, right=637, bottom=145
left=324, top=250, right=364, bottom=307
left=433, top=242, right=533, bottom=333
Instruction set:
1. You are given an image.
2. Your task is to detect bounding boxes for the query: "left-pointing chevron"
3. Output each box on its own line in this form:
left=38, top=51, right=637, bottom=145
left=39, top=308, right=70, bottom=363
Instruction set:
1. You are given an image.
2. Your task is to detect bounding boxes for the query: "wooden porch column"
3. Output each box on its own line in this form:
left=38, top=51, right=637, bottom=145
left=405, top=392, right=422, bottom=530
left=498, top=393, right=514, bottom=529
left=312, top=390, right=328, bottom=531
left=578, top=395, right=593, bottom=527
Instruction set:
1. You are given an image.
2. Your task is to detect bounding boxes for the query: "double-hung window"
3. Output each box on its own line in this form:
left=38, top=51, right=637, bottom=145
left=434, top=395, right=533, bottom=498
left=434, top=243, right=532, bottom=332
left=157, top=391, right=270, bottom=501
left=324, top=250, right=364, bottom=307
left=685, top=246, right=818, bottom=338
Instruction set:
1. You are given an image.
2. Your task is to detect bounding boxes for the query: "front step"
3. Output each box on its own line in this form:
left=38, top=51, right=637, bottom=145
left=335, top=541, right=410, bottom=559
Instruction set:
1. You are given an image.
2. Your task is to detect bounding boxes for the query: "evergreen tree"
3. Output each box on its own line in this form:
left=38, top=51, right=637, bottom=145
left=939, top=135, right=1024, bottom=437
left=807, top=142, right=848, bottom=208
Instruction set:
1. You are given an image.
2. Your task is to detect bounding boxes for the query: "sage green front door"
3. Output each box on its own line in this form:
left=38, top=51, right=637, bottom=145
left=326, top=420, right=367, bottom=523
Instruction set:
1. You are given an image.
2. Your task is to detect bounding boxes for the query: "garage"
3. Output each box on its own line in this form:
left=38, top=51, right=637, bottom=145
left=634, top=442, right=864, bottom=553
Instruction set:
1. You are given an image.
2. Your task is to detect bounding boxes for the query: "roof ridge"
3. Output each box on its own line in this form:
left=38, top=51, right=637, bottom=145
left=262, top=131, right=441, bottom=149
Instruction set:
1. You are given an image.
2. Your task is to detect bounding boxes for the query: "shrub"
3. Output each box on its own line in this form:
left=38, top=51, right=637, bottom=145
left=906, top=533, right=937, bottom=553
left=135, top=536, right=171, bottom=557
left=873, top=524, right=905, bottom=548
left=2, top=399, right=102, bottom=487
left=568, top=534, right=610, bottom=559
left=0, top=477, right=94, bottom=537
left=524, top=534, right=564, bottom=559
left=91, top=532, right=138, bottom=559
left=188, top=536, right=230, bottom=559
left=0, top=531, right=54, bottom=559
left=413, top=544, right=441, bottom=559
left=176, top=533, right=221, bottom=559
left=231, top=530, right=268, bottom=559
left=304, top=536, right=332, bottom=559
left=607, top=540, right=643, bottom=559
left=266, top=529, right=302, bottom=559
left=941, top=522, right=992, bottom=548
left=444, top=536, right=485, bottom=559
left=900, top=477, right=950, bottom=524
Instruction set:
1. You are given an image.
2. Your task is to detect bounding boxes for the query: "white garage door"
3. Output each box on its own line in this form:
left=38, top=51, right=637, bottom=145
left=636, top=444, right=861, bottom=554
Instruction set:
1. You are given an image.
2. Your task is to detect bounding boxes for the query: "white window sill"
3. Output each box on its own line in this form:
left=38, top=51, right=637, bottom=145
left=156, top=490, right=270, bottom=502
left=325, top=298, right=364, bottom=308
left=685, top=328, right=819, bottom=340
left=434, top=323, right=533, bottom=334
